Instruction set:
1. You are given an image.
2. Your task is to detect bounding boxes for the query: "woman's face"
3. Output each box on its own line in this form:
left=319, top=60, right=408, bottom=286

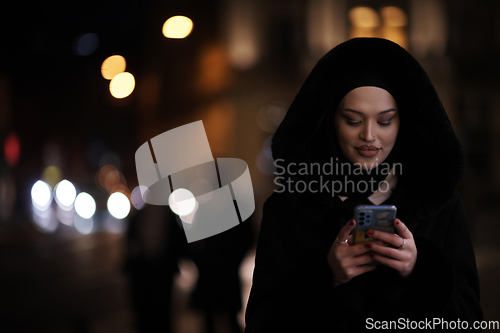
left=333, top=86, right=399, bottom=169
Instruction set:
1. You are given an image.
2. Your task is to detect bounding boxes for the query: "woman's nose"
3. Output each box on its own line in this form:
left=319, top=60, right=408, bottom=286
left=360, top=123, right=375, bottom=142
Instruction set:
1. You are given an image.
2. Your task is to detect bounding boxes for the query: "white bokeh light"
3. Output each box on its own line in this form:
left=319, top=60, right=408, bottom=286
left=55, top=180, right=77, bottom=209
left=75, top=192, right=96, bottom=219
left=32, top=206, right=58, bottom=233
left=168, top=188, right=196, bottom=216
left=31, top=180, right=53, bottom=210
left=107, top=192, right=131, bottom=219
left=56, top=206, right=75, bottom=226
left=109, top=72, right=135, bottom=99
left=162, top=16, right=193, bottom=39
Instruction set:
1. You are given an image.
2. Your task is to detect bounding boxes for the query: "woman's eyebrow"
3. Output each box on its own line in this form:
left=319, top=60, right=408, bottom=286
left=342, top=108, right=396, bottom=115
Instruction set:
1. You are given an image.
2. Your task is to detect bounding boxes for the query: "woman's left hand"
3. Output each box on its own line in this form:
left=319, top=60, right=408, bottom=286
left=365, top=218, right=417, bottom=278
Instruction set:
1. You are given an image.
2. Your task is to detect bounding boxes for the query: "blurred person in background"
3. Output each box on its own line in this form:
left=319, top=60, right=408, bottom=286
left=124, top=204, right=188, bottom=333
left=187, top=202, right=254, bottom=333
left=124, top=199, right=254, bottom=333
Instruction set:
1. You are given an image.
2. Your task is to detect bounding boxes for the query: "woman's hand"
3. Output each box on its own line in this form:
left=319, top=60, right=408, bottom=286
left=327, top=219, right=379, bottom=287
left=365, top=218, right=417, bottom=278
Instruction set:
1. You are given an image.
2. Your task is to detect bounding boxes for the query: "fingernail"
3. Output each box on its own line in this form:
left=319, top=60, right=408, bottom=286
left=367, top=230, right=374, bottom=236
left=365, top=243, right=372, bottom=248
left=395, top=219, right=400, bottom=225
left=350, top=220, right=355, bottom=226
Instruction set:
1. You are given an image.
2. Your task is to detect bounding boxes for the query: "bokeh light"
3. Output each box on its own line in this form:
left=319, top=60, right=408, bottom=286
left=56, top=205, right=75, bottom=226
left=380, top=6, right=407, bottom=27
left=256, top=102, right=287, bottom=133
left=379, top=6, right=408, bottom=49
left=349, top=7, right=380, bottom=28
left=162, top=16, right=193, bottom=39
left=107, top=192, right=130, bottom=219
left=31, top=180, right=52, bottom=211
left=196, top=44, right=231, bottom=94
left=168, top=188, right=196, bottom=216
left=97, top=164, right=127, bottom=193
left=104, top=169, right=121, bottom=191
left=55, top=179, right=77, bottom=209
left=175, top=259, right=199, bottom=292
left=4, top=132, right=20, bottom=167
left=97, top=164, right=116, bottom=191
left=225, top=0, right=260, bottom=70
left=74, top=33, right=99, bottom=56
left=101, top=55, right=126, bottom=80
left=32, top=206, right=58, bottom=233
left=109, top=72, right=135, bottom=99
left=74, top=192, right=96, bottom=219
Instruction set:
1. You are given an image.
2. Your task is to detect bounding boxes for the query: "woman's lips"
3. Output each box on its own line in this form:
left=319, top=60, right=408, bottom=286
left=356, top=145, right=380, bottom=157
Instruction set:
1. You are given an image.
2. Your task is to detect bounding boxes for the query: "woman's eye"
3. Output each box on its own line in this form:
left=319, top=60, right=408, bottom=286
left=346, top=120, right=361, bottom=126
left=378, top=116, right=395, bottom=126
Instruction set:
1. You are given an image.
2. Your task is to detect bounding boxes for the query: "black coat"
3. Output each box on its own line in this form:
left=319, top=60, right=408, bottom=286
left=244, top=38, right=483, bottom=332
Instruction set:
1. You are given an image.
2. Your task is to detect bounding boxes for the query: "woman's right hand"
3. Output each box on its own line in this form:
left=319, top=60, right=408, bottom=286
left=327, top=219, right=378, bottom=287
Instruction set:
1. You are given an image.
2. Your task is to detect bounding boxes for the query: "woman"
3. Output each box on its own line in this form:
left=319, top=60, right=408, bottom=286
left=244, top=38, right=483, bottom=332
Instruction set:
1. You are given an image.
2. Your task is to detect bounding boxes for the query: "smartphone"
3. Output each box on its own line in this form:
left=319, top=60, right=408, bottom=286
left=353, top=205, right=396, bottom=265
left=353, top=205, right=397, bottom=245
